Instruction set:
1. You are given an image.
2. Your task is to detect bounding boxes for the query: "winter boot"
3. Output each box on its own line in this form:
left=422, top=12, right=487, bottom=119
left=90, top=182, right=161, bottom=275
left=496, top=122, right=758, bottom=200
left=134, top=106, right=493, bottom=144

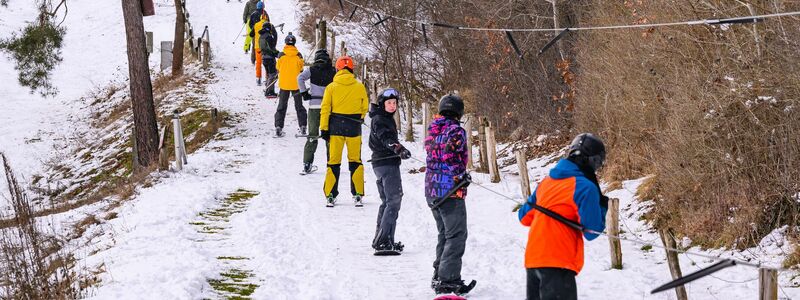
left=431, top=268, right=440, bottom=290
left=326, top=194, right=336, bottom=207
left=354, top=194, right=363, bottom=207
left=274, top=127, right=285, bottom=137
left=435, top=280, right=476, bottom=296
left=256, top=78, right=262, bottom=86
left=300, top=126, right=307, bottom=135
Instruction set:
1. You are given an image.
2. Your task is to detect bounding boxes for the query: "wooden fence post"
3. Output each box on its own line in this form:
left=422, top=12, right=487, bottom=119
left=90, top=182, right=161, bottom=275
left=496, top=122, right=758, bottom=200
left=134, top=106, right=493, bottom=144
left=172, top=111, right=183, bottom=171
left=340, top=40, right=347, bottom=57
left=487, top=121, right=500, bottom=183
left=659, top=229, right=688, bottom=300
left=422, top=102, right=432, bottom=135
left=330, top=31, right=336, bottom=59
left=515, top=148, right=530, bottom=198
left=759, top=268, right=778, bottom=300
left=477, top=116, right=489, bottom=173
left=608, top=198, right=622, bottom=269
left=158, top=124, right=170, bottom=171
left=464, top=114, right=474, bottom=170
left=318, top=20, right=327, bottom=50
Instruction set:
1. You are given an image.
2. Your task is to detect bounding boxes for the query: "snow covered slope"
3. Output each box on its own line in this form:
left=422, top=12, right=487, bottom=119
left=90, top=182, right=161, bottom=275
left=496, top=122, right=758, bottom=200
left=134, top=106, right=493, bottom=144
left=3, top=0, right=800, bottom=299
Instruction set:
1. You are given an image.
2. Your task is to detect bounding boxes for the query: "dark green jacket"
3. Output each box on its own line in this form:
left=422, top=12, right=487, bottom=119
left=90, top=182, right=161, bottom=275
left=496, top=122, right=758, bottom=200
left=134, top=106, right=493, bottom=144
left=242, top=0, right=260, bottom=23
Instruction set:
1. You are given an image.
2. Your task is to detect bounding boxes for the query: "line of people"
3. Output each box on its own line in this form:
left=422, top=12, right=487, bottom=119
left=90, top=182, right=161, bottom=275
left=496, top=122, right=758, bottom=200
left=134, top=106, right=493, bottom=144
left=241, top=2, right=610, bottom=297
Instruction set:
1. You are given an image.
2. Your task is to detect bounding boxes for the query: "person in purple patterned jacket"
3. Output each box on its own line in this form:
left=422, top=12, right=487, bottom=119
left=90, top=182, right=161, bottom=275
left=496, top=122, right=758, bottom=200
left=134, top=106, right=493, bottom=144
left=425, top=94, right=474, bottom=295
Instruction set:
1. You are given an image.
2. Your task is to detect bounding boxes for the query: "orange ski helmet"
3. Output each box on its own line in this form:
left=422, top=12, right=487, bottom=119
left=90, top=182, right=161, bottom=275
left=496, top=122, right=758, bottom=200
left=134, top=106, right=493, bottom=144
left=335, top=56, right=355, bottom=71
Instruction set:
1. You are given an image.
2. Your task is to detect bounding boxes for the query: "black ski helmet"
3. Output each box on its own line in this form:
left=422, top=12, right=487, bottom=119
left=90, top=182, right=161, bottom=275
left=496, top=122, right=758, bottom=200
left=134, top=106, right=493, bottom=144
left=377, top=88, right=400, bottom=110
left=313, top=49, right=331, bottom=64
left=567, top=133, right=606, bottom=171
left=438, top=94, right=464, bottom=119
left=285, top=32, right=296, bottom=45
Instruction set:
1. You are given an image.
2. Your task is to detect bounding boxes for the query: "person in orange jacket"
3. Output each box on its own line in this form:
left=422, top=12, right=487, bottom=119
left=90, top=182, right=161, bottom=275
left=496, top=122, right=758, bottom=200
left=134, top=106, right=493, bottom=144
left=517, top=133, right=608, bottom=300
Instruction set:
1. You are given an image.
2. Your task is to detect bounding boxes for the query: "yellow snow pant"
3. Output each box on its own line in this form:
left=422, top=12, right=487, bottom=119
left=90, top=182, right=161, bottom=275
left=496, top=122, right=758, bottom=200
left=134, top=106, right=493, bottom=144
left=324, top=135, right=364, bottom=198
left=244, top=27, right=253, bottom=52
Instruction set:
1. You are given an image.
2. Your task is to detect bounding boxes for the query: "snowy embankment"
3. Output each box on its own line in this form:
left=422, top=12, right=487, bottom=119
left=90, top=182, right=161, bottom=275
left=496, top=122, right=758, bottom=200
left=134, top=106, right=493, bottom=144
left=2, top=0, right=800, bottom=299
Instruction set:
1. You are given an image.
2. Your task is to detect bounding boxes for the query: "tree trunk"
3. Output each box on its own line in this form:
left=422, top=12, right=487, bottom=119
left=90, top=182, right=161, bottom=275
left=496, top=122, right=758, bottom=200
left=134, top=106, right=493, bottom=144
left=171, top=0, right=185, bottom=76
left=122, top=0, right=160, bottom=169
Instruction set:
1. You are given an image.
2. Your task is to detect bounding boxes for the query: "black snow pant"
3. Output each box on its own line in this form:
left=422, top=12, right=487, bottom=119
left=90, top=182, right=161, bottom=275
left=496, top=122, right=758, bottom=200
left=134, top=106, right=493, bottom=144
left=372, top=165, right=403, bottom=248
left=275, top=89, right=307, bottom=129
left=263, top=57, right=277, bottom=96
left=429, top=197, right=467, bottom=283
left=526, top=268, right=577, bottom=300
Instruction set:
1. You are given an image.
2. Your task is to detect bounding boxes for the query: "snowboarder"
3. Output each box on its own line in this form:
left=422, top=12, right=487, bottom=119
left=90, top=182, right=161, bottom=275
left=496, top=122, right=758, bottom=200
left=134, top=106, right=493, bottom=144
left=252, top=10, right=270, bottom=86
left=320, top=56, right=369, bottom=207
left=297, top=49, right=336, bottom=174
left=517, top=133, right=608, bottom=300
left=258, top=18, right=279, bottom=98
left=274, top=33, right=306, bottom=137
left=368, top=88, right=411, bottom=255
left=241, top=0, right=260, bottom=54
left=425, top=94, right=475, bottom=295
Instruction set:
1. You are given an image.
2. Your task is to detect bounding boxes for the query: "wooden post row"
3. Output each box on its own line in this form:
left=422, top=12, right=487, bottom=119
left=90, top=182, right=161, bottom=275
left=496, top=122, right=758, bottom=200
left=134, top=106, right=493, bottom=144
left=514, top=148, right=530, bottom=198
left=477, top=116, right=489, bottom=173
left=759, top=268, right=778, bottom=300
left=608, top=198, right=622, bottom=269
left=464, top=114, right=474, bottom=170
left=486, top=121, right=500, bottom=183
left=659, top=229, right=688, bottom=300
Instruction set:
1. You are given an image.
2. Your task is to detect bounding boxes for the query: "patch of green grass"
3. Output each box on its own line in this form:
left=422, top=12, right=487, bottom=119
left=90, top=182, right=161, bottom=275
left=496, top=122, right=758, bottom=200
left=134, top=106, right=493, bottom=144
left=641, top=244, right=653, bottom=252
left=217, top=256, right=250, bottom=261
left=207, top=268, right=259, bottom=299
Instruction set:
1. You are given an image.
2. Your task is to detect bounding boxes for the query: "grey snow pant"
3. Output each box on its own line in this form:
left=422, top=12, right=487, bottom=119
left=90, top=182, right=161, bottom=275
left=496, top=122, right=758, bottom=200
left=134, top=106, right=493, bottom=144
left=372, top=165, right=403, bottom=248
left=429, top=197, right=467, bottom=283
left=526, top=268, right=577, bottom=300
left=275, top=89, right=307, bottom=129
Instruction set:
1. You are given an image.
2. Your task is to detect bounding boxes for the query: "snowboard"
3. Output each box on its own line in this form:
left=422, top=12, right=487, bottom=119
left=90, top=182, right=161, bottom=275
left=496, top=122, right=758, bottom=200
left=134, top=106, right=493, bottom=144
left=373, top=249, right=402, bottom=256
left=433, top=296, right=466, bottom=300
left=299, top=165, right=318, bottom=175
left=433, top=280, right=476, bottom=299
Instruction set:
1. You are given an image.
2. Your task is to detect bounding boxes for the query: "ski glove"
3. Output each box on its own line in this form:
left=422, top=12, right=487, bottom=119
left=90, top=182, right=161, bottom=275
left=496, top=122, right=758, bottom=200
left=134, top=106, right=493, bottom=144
left=320, top=130, right=330, bottom=141
left=300, top=91, right=312, bottom=101
left=391, top=144, right=412, bottom=160
left=600, top=195, right=609, bottom=209
left=456, top=173, right=472, bottom=188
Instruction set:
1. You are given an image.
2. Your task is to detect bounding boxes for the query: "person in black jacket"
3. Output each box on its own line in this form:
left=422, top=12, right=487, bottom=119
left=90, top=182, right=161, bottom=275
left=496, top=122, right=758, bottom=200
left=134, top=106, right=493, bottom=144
left=369, top=88, right=411, bottom=254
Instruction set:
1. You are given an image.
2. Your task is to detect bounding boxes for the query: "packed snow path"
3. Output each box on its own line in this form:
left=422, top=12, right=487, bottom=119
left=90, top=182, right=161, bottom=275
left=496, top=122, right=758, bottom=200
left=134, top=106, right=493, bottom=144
left=82, top=0, right=800, bottom=299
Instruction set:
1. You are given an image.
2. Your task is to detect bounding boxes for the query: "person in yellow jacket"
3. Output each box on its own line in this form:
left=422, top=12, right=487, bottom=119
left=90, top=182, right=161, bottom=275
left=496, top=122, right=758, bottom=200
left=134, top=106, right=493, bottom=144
left=273, top=33, right=306, bottom=137
left=320, top=56, right=370, bottom=207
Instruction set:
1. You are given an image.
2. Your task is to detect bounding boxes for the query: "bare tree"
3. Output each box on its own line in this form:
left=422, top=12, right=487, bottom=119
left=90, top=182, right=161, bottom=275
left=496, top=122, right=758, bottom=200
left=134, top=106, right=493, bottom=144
left=171, top=0, right=185, bottom=76
left=121, top=0, right=159, bottom=168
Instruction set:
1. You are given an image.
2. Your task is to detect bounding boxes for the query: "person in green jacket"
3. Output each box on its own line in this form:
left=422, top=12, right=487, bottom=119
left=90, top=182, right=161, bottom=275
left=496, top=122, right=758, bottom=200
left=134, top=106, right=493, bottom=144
left=242, top=0, right=260, bottom=54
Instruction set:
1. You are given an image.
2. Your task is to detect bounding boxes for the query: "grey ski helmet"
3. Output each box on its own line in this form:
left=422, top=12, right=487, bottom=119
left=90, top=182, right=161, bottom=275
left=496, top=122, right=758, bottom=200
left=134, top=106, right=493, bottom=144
left=313, top=49, right=331, bottom=64
left=285, top=32, right=296, bottom=45
left=438, top=94, right=464, bottom=119
left=567, top=133, right=606, bottom=171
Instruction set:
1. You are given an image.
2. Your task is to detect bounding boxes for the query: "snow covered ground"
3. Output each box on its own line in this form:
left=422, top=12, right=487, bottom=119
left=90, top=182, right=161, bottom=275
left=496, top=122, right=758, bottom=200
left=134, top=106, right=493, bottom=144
left=3, top=0, right=800, bottom=299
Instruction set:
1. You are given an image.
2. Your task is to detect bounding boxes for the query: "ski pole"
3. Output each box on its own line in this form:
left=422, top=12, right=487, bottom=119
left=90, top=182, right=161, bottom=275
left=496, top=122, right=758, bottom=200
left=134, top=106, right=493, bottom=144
left=366, top=155, right=401, bottom=163
left=295, top=134, right=321, bottom=140
left=233, top=23, right=246, bottom=44
left=429, top=175, right=470, bottom=210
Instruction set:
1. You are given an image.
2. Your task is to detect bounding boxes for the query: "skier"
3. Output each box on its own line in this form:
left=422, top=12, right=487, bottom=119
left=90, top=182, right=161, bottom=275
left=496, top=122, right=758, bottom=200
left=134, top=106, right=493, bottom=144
left=241, top=0, right=260, bottom=54
left=258, top=18, right=279, bottom=98
left=368, top=88, right=411, bottom=255
left=320, top=56, right=369, bottom=207
left=425, top=94, right=475, bottom=295
left=517, top=133, right=608, bottom=300
left=297, top=49, right=336, bottom=174
left=274, top=32, right=306, bottom=137
left=246, top=1, right=266, bottom=65
left=252, top=10, right=270, bottom=86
